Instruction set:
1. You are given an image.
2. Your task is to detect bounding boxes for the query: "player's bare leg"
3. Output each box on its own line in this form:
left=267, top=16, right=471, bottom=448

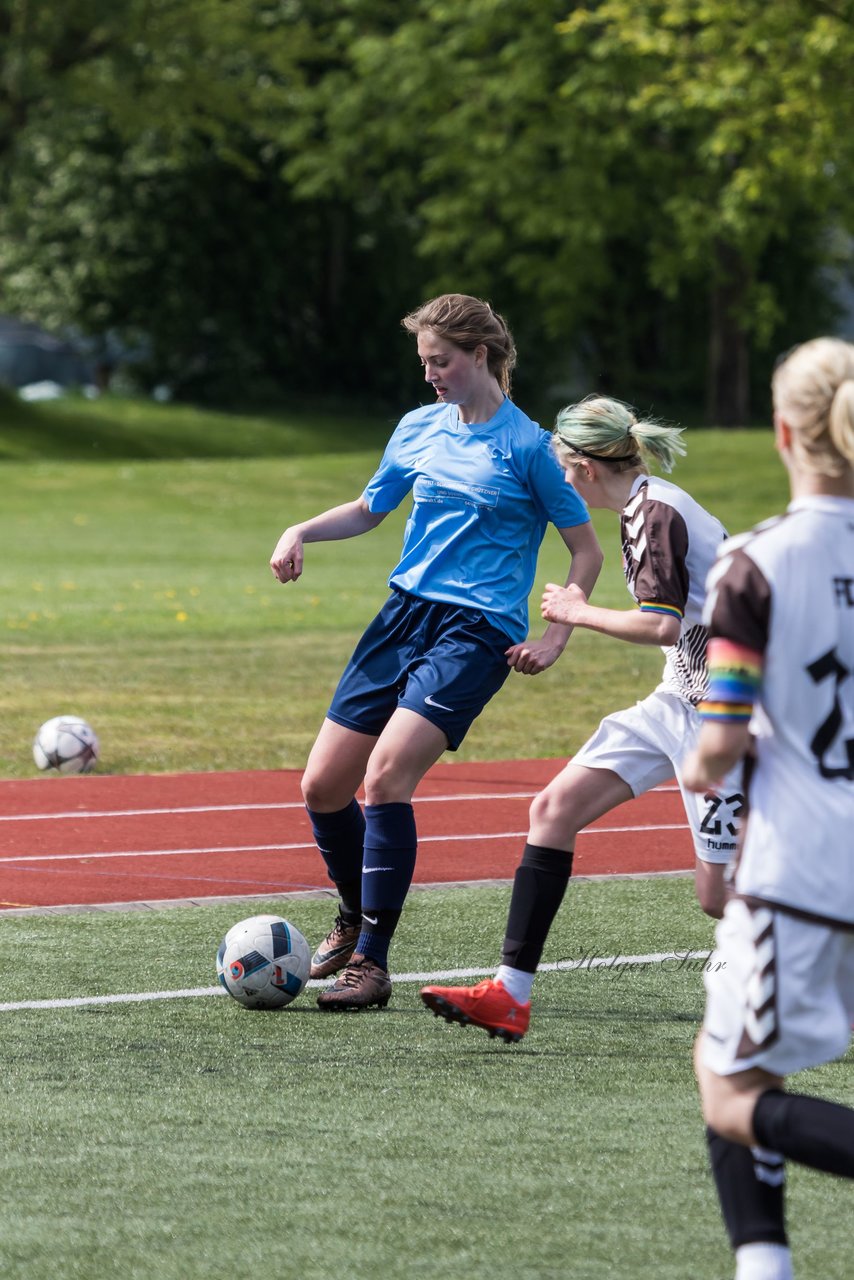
left=694, top=857, right=727, bottom=919
left=422, top=765, right=633, bottom=1037
left=301, top=717, right=378, bottom=814
left=695, top=1035, right=783, bottom=1146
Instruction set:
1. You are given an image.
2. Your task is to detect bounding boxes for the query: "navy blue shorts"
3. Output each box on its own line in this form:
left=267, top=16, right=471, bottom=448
left=327, top=589, right=513, bottom=750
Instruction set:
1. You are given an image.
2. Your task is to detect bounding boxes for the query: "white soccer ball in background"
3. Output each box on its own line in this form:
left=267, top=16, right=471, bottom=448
left=216, top=914, right=311, bottom=1010
left=33, top=715, right=100, bottom=775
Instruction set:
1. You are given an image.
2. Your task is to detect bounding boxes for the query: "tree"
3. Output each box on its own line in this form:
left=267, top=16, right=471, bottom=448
left=1, top=0, right=852, bottom=416
left=275, top=0, right=854, bottom=419
left=557, top=0, right=854, bottom=421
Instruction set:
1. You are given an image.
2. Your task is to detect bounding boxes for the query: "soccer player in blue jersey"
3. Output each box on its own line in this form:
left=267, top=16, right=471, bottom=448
left=269, top=293, right=603, bottom=1010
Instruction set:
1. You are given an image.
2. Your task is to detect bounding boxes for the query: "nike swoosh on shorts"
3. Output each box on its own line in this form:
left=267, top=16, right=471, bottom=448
left=424, top=693, right=454, bottom=711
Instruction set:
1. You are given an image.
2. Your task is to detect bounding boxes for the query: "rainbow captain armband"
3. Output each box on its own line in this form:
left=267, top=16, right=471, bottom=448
left=639, top=601, right=683, bottom=620
left=698, top=638, right=763, bottom=722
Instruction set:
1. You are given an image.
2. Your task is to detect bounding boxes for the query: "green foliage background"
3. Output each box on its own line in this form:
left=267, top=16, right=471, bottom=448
left=0, top=1, right=852, bottom=419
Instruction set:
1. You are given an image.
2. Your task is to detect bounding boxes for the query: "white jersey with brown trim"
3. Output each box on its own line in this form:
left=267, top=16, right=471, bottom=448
left=705, top=496, right=854, bottom=926
left=621, top=475, right=728, bottom=705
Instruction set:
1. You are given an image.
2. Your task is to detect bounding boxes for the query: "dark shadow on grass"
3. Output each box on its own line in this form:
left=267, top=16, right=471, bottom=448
left=0, top=393, right=397, bottom=462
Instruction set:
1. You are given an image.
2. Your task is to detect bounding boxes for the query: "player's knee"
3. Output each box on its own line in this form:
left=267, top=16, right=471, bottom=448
left=697, top=883, right=725, bottom=919
left=300, top=772, right=324, bottom=811
left=529, top=787, right=580, bottom=840
left=695, top=862, right=726, bottom=919
left=301, top=769, right=347, bottom=813
left=363, top=754, right=410, bottom=806
left=702, top=1091, right=756, bottom=1146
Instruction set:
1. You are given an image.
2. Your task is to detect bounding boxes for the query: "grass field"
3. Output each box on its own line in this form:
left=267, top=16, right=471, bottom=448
left=2, top=396, right=851, bottom=1278
left=3, top=879, right=852, bottom=1280
left=1, top=393, right=788, bottom=778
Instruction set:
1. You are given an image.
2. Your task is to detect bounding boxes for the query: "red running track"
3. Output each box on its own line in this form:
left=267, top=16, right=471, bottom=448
left=0, top=759, right=692, bottom=912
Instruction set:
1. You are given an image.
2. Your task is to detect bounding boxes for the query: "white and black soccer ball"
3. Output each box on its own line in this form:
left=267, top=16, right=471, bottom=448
left=33, top=715, right=100, bottom=775
left=216, top=914, right=311, bottom=1010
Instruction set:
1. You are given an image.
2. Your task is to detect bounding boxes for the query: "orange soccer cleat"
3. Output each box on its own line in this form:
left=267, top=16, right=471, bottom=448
left=420, top=978, right=530, bottom=1043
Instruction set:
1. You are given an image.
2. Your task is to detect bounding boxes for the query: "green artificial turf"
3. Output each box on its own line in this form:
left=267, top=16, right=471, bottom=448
left=1, top=880, right=851, bottom=1280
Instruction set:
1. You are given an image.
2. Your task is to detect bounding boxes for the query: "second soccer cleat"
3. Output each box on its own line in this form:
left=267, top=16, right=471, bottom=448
left=316, top=955, right=392, bottom=1011
left=420, top=978, right=530, bottom=1043
left=310, top=913, right=361, bottom=979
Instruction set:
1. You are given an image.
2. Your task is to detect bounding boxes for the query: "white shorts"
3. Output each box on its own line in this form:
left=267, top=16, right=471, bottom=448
left=572, top=688, right=744, bottom=863
left=701, top=897, right=854, bottom=1077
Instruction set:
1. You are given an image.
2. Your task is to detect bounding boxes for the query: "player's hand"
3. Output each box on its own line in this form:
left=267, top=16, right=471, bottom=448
left=681, top=750, right=721, bottom=793
left=541, top=581, right=587, bottom=626
left=505, top=637, right=565, bottom=675
left=270, top=529, right=304, bottom=582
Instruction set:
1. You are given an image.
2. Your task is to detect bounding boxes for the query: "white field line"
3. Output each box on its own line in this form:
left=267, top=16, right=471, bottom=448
left=0, top=792, right=533, bottom=823
left=0, top=823, right=690, bottom=865
left=0, top=948, right=712, bottom=1013
left=0, top=785, right=681, bottom=824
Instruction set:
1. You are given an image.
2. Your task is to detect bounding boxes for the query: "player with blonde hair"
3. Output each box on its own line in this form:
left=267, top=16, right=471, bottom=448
left=423, top=394, right=741, bottom=1036
left=270, top=295, right=602, bottom=1010
left=684, top=338, right=854, bottom=1280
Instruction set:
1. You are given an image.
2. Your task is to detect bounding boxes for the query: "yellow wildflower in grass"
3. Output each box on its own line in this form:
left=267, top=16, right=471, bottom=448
left=72, top=515, right=88, bottom=526
left=175, top=611, right=188, bottom=622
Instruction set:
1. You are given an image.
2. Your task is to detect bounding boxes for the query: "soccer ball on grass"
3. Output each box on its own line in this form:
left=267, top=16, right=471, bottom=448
left=33, top=715, right=100, bottom=774
left=216, top=914, right=311, bottom=1010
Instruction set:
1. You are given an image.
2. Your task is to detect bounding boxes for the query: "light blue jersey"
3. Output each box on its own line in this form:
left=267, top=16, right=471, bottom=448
left=362, top=398, right=589, bottom=643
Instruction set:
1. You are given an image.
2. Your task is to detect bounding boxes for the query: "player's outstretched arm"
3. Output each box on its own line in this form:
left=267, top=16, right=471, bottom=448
left=270, top=497, right=387, bottom=582
left=541, top=582, right=681, bottom=647
left=682, top=722, right=751, bottom=792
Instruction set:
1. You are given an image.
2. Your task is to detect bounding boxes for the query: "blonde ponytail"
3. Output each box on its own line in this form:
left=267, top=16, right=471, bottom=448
left=773, top=338, right=854, bottom=477
left=829, top=379, right=854, bottom=468
left=553, top=395, right=686, bottom=474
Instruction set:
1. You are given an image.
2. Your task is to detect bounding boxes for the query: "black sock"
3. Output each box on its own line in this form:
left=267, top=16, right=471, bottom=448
left=706, top=1127, right=787, bottom=1248
left=752, top=1088, right=854, bottom=1179
left=500, top=843, right=573, bottom=972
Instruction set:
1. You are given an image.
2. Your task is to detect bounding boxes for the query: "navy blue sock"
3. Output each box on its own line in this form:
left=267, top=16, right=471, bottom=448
left=357, top=802, right=417, bottom=970
left=306, top=799, right=365, bottom=921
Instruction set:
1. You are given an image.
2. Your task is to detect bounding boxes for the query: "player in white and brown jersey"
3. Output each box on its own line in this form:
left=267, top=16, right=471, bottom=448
left=685, top=338, right=854, bottom=1280
left=421, top=395, right=743, bottom=1042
